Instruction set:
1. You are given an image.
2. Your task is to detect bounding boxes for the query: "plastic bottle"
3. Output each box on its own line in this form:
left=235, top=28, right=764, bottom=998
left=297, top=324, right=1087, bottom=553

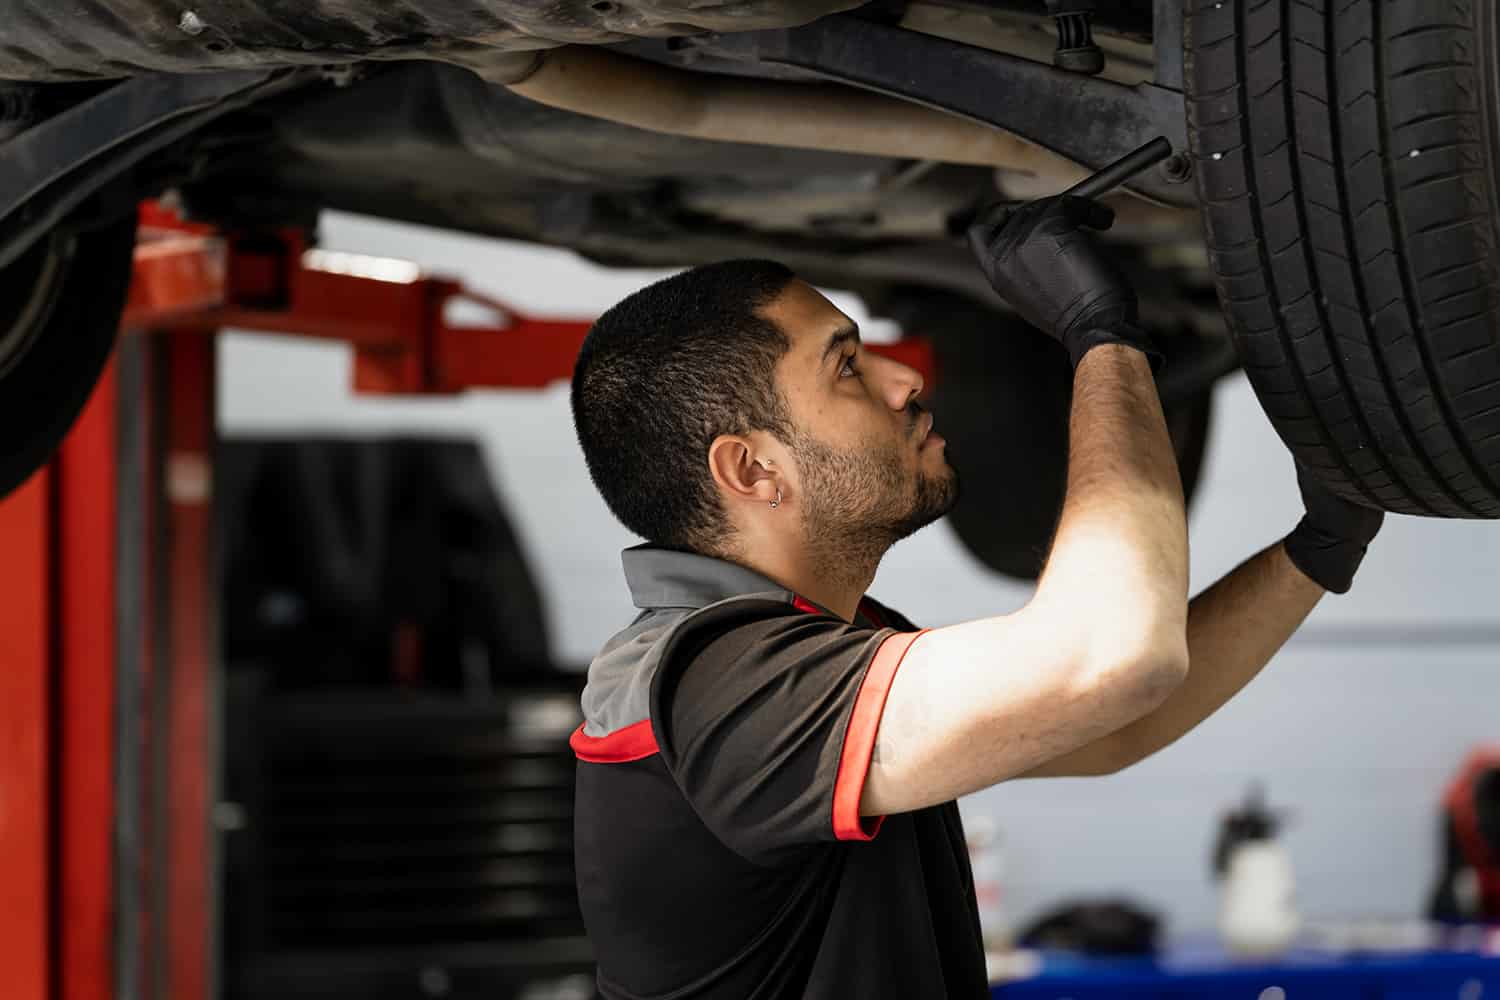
left=1212, top=784, right=1300, bottom=958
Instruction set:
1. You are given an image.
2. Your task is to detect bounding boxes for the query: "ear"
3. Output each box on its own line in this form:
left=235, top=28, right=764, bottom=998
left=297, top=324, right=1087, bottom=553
left=708, top=434, right=780, bottom=507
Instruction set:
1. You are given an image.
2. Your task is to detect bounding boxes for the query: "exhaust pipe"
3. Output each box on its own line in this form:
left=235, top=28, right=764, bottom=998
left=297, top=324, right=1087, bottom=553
left=503, top=45, right=1091, bottom=186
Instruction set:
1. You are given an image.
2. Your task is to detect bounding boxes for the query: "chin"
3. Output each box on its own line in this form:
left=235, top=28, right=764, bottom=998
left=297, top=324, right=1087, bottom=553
left=903, top=465, right=959, bottom=532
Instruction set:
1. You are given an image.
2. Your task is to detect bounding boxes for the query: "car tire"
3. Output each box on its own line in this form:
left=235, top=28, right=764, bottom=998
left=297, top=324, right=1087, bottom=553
left=1186, top=0, right=1500, bottom=517
left=0, top=217, right=136, bottom=497
left=921, top=297, right=1213, bottom=581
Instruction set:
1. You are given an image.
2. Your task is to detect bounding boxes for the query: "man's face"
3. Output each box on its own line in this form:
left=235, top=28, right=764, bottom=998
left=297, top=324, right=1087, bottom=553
left=760, top=280, right=959, bottom=550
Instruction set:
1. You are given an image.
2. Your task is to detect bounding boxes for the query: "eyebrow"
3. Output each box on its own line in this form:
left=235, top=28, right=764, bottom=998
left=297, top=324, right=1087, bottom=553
left=818, top=323, right=862, bottom=369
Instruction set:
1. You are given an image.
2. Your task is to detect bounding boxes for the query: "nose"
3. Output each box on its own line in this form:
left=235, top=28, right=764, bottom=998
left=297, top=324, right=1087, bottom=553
left=870, top=351, right=924, bottom=411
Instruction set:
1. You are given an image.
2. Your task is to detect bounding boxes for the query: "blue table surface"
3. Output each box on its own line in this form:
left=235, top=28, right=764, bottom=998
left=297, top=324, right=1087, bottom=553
left=990, top=925, right=1500, bottom=997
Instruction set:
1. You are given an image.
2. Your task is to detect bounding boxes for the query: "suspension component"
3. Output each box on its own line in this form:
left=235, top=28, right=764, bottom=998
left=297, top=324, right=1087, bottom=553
left=1045, top=0, right=1104, bottom=76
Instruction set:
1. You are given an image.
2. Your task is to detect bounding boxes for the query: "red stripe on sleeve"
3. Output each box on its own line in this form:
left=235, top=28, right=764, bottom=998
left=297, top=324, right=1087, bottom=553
left=832, top=629, right=929, bottom=841
left=570, top=718, right=660, bottom=763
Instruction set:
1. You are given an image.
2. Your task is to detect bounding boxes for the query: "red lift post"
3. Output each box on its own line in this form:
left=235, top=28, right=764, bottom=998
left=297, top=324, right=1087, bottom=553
left=0, top=202, right=935, bottom=1000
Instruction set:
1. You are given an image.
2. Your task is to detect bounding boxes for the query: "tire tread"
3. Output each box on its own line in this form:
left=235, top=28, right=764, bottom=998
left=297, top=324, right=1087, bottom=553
left=1186, top=0, right=1500, bottom=516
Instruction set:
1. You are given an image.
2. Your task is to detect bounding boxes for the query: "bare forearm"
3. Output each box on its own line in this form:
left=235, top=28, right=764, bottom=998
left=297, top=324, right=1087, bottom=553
left=1112, top=540, right=1324, bottom=764
left=1036, top=345, right=1190, bottom=658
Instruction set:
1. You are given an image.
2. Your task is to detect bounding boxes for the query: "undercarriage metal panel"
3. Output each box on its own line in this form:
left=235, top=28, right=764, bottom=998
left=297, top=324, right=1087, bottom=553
left=183, top=61, right=1205, bottom=288
left=702, top=13, right=1192, bottom=205
left=269, top=63, right=894, bottom=188
left=197, top=61, right=953, bottom=246
left=189, top=65, right=1212, bottom=329
left=0, top=0, right=862, bottom=81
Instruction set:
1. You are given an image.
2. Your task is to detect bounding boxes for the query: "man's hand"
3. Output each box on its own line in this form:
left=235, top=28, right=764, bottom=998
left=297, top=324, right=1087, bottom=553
left=966, top=195, right=1162, bottom=372
left=1283, top=464, right=1385, bottom=594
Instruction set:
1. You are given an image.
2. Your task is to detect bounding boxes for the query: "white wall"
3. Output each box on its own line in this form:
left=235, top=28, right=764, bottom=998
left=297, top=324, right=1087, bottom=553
left=219, top=211, right=1500, bottom=939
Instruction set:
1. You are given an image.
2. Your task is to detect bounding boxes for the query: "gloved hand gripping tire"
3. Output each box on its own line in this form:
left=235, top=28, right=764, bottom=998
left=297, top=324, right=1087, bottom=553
left=967, top=195, right=1164, bottom=373
left=1283, top=463, right=1385, bottom=594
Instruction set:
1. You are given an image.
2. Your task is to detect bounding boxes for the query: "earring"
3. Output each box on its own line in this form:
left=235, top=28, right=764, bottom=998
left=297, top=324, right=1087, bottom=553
left=769, top=487, right=782, bottom=509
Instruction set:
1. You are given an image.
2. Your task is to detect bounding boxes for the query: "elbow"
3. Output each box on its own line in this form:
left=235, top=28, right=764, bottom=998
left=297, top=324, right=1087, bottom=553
left=1149, top=635, right=1190, bottom=690
left=1103, top=634, right=1189, bottom=716
left=1086, top=646, right=1187, bottom=777
left=1136, top=640, right=1190, bottom=707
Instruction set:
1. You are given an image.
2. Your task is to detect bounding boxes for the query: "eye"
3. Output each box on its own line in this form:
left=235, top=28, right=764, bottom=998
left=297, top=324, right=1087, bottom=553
left=838, top=352, right=859, bottom=377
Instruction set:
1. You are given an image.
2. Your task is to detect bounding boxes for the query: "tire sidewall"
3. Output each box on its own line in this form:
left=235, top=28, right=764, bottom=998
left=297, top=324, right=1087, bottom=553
left=0, top=216, right=137, bottom=496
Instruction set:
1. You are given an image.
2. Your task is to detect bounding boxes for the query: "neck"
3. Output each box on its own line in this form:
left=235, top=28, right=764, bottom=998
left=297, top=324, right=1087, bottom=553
left=727, top=526, right=888, bottom=623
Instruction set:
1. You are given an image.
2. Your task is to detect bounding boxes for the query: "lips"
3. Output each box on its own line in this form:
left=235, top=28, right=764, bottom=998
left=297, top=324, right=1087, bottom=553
left=917, top=412, right=934, bottom=442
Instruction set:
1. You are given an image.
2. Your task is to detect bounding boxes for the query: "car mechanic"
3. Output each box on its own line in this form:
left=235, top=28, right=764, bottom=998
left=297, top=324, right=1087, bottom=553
left=565, top=193, right=1385, bottom=998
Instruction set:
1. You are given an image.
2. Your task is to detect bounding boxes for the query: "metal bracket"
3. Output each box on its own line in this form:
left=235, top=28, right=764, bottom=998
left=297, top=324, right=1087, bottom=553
left=704, top=13, right=1191, bottom=206
left=0, top=69, right=281, bottom=271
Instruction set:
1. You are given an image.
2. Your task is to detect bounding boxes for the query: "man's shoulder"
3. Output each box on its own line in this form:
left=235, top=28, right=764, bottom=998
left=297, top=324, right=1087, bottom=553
left=655, top=594, right=919, bottom=694
left=649, top=594, right=836, bottom=696
left=649, top=597, right=899, bottom=754
left=655, top=592, right=906, bottom=683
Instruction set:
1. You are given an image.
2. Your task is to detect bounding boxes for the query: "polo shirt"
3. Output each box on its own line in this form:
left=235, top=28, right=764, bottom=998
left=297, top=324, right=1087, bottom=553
left=571, top=544, right=988, bottom=998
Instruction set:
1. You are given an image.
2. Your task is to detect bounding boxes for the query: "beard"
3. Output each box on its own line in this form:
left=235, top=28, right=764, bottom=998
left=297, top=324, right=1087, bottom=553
left=787, top=414, right=960, bottom=579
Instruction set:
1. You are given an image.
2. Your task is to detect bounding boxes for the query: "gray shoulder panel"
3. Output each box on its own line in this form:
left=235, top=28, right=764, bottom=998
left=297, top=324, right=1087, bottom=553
left=577, top=591, right=790, bottom=738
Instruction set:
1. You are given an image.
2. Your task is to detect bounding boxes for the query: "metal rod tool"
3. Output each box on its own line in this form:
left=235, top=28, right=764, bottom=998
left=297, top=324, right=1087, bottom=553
left=1059, top=136, right=1174, bottom=201
left=949, top=136, right=1175, bottom=236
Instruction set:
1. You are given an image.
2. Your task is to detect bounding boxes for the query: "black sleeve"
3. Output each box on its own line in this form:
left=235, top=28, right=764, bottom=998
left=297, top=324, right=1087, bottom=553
left=649, top=601, right=926, bottom=867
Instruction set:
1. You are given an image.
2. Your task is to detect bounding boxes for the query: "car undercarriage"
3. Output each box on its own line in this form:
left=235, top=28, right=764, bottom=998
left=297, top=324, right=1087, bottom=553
left=3, top=0, right=1499, bottom=549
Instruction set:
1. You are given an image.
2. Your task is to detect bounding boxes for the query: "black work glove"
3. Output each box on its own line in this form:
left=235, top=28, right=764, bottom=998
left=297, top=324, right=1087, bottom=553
left=967, top=195, right=1163, bottom=372
left=1282, top=463, right=1385, bottom=594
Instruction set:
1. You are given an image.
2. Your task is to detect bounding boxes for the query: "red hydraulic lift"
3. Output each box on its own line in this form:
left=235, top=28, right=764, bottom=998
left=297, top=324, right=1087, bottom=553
left=120, top=201, right=933, bottom=395
left=0, top=202, right=935, bottom=1000
left=0, top=252, right=222, bottom=1000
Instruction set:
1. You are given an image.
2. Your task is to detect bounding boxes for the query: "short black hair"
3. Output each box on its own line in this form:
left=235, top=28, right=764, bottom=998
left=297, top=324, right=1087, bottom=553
left=571, top=259, right=796, bottom=554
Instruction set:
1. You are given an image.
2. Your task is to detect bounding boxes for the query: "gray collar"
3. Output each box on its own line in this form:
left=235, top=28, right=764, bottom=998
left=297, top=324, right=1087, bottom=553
left=621, top=544, right=794, bottom=610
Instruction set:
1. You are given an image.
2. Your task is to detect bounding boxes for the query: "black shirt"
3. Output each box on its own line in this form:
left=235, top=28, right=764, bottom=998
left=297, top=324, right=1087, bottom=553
left=571, top=546, right=988, bottom=998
